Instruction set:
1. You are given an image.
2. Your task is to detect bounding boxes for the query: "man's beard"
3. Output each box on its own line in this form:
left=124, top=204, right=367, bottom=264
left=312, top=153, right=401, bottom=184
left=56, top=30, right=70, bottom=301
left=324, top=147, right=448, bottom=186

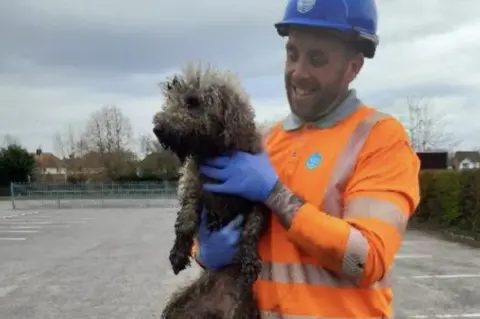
left=286, top=67, right=348, bottom=122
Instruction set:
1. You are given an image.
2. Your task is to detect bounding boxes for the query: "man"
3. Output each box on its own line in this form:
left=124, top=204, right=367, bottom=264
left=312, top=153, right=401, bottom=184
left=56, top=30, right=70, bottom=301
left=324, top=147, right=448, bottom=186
left=192, top=0, right=420, bottom=317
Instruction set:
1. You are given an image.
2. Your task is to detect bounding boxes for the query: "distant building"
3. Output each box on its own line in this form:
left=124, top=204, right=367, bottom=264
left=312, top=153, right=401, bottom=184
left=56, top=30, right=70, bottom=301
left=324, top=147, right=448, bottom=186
left=449, top=151, right=480, bottom=170
left=32, top=149, right=105, bottom=183
left=33, top=149, right=67, bottom=182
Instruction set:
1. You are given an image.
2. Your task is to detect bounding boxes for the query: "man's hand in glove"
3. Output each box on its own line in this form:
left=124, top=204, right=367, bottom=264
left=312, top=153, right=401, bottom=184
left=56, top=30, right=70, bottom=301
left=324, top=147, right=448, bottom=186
left=199, top=151, right=279, bottom=203
left=196, top=209, right=244, bottom=270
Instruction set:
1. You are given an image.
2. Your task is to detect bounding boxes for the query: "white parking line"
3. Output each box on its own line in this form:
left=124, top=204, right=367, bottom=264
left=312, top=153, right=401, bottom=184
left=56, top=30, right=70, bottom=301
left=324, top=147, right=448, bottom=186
left=402, top=274, right=480, bottom=279
left=55, top=221, right=86, bottom=224
left=0, top=221, right=86, bottom=224
left=1, top=211, right=39, bottom=219
left=0, top=285, right=18, bottom=298
left=0, top=226, right=41, bottom=229
left=0, top=230, right=39, bottom=233
left=395, top=254, right=433, bottom=259
left=0, top=221, right=55, bottom=225
left=14, top=215, right=56, bottom=218
left=0, top=237, right=26, bottom=241
left=409, top=313, right=480, bottom=318
left=402, top=240, right=438, bottom=245
left=21, top=217, right=97, bottom=221
left=0, top=225, right=71, bottom=229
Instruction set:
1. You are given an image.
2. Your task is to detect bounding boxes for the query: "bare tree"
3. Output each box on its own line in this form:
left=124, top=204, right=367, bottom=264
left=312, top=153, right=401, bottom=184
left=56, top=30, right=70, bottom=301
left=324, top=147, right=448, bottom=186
left=405, top=96, right=458, bottom=151
left=137, top=133, right=180, bottom=179
left=51, top=124, right=90, bottom=179
left=139, top=133, right=164, bottom=155
left=85, top=105, right=133, bottom=153
left=83, top=105, right=135, bottom=179
left=53, top=124, right=86, bottom=159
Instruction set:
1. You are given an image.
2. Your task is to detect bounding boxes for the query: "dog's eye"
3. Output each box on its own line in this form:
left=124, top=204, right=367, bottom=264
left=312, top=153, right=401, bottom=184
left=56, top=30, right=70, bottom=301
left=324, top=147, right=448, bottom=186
left=185, top=96, right=201, bottom=108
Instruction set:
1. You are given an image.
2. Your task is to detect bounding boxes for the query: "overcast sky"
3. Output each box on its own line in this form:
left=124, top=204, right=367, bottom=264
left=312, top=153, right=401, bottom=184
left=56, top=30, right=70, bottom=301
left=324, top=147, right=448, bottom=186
left=1, top=0, right=479, bottom=154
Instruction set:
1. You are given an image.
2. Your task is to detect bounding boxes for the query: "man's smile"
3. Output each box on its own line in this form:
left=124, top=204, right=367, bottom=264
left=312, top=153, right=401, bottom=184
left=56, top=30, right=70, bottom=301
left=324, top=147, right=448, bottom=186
left=292, top=85, right=318, bottom=98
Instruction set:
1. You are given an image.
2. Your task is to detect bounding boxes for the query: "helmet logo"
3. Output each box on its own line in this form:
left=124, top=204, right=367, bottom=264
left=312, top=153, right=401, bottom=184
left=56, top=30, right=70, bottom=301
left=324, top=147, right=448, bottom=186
left=297, top=0, right=316, bottom=14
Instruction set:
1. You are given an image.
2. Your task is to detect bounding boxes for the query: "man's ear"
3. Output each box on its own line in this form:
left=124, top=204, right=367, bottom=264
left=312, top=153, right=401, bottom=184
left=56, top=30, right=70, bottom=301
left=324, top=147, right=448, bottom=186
left=346, top=53, right=364, bottom=83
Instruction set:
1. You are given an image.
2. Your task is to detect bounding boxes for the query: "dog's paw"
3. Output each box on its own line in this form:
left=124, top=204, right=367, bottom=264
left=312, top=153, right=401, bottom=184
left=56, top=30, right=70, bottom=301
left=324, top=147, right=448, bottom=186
left=243, top=259, right=262, bottom=286
left=169, top=246, right=191, bottom=275
left=238, top=252, right=262, bottom=288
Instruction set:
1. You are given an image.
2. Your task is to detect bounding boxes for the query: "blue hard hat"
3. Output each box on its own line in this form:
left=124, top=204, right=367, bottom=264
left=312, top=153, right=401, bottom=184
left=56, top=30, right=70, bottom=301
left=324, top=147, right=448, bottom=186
left=275, top=0, right=379, bottom=58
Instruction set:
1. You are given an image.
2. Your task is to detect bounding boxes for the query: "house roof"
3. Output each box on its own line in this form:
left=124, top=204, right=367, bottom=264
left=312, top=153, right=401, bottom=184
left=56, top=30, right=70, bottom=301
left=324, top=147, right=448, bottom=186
left=452, top=151, right=480, bottom=163
left=34, top=152, right=64, bottom=168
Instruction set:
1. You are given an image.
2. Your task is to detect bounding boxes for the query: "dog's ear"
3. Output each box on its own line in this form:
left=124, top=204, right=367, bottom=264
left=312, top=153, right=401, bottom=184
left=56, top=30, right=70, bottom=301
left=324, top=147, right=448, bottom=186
left=219, top=87, right=253, bottom=149
left=170, top=76, right=180, bottom=89
left=161, top=76, right=181, bottom=92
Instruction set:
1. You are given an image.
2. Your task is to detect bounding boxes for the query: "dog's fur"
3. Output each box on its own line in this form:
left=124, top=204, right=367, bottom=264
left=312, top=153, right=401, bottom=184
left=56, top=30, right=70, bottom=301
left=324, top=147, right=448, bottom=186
left=153, top=63, right=269, bottom=319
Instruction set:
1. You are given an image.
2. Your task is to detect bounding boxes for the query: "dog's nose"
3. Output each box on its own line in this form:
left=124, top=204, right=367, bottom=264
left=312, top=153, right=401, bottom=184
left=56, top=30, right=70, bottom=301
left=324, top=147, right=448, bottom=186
left=153, top=124, right=163, bottom=139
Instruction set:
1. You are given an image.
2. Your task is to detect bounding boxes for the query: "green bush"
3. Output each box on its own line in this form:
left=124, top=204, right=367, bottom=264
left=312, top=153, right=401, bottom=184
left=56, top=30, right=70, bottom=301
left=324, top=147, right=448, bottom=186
left=414, top=169, right=480, bottom=236
left=0, top=144, right=36, bottom=186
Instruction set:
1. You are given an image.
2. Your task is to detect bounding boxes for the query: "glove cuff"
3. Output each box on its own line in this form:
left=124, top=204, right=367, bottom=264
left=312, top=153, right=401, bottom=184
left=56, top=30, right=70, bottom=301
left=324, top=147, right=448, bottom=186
left=260, top=175, right=279, bottom=202
left=194, top=251, right=208, bottom=269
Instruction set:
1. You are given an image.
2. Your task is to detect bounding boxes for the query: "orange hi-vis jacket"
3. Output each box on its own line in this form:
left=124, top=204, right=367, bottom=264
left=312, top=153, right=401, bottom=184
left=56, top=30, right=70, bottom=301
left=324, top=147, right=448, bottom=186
left=255, top=95, right=420, bottom=318
left=192, top=90, right=420, bottom=318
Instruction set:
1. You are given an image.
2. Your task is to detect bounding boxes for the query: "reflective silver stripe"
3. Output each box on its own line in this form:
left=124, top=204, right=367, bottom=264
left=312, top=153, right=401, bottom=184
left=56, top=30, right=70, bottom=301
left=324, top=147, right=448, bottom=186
left=324, top=112, right=391, bottom=282
left=259, top=262, right=390, bottom=288
left=322, top=112, right=390, bottom=217
left=342, top=227, right=369, bottom=280
left=344, top=197, right=409, bottom=234
left=261, top=311, right=390, bottom=319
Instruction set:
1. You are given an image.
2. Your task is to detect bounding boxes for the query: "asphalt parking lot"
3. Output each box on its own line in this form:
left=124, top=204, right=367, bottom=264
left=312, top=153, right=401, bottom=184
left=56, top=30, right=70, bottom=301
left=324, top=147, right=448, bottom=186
left=0, top=202, right=479, bottom=319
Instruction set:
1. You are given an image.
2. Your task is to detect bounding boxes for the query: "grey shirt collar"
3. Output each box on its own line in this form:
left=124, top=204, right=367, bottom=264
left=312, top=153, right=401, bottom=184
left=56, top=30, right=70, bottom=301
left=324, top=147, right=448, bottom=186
left=282, top=89, right=361, bottom=131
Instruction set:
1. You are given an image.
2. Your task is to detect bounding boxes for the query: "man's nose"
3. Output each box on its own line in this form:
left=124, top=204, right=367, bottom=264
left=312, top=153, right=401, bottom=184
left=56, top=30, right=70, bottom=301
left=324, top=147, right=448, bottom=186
left=290, top=59, right=310, bottom=82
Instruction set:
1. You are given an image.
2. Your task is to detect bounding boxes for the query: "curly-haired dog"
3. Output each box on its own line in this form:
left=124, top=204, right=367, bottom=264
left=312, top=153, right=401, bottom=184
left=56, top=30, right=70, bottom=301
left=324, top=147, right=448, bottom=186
left=153, top=64, right=269, bottom=319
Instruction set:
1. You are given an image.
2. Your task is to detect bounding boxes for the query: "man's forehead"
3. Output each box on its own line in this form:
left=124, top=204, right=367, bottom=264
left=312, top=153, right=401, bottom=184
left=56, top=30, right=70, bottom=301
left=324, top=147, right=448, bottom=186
left=287, top=26, right=352, bottom=45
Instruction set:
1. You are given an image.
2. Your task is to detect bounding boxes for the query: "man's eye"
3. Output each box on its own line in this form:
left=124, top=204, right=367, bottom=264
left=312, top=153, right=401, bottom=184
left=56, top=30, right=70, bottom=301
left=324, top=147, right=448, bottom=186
left=286, top=50, right=297, bottom=61
left=309, top=54, right=328, bottom=66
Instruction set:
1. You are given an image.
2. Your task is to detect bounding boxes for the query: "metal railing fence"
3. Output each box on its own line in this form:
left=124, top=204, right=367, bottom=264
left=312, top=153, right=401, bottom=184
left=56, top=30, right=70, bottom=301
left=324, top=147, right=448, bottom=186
left=9, top=181, right=179, bottom=210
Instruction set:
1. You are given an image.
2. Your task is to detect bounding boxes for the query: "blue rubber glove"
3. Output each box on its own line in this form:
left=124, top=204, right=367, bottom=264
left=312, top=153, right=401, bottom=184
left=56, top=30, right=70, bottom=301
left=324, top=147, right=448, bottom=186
left=199, top=151, right=279, bottom=203
left=196, top=209, right=244, bottom=270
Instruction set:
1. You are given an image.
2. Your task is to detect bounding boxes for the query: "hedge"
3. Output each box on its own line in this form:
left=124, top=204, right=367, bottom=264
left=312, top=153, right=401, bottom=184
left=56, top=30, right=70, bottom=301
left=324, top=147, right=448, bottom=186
left=413, top=169, right=480, bottom=239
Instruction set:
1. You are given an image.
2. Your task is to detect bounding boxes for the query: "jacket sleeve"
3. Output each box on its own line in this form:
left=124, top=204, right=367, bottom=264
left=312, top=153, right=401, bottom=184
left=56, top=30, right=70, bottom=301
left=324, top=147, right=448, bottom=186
left=284, top=118, right=420, bottom=287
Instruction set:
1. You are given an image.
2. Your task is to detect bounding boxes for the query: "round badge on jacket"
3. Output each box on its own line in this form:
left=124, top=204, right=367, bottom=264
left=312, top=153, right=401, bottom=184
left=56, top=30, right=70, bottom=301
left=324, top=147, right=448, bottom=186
left=306, top=152, right=322, bottom=170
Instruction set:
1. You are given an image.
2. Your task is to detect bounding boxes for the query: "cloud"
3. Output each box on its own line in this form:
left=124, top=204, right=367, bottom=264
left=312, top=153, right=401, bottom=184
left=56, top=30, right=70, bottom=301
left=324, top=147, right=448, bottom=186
left=1, top=0, right=479, bottom=152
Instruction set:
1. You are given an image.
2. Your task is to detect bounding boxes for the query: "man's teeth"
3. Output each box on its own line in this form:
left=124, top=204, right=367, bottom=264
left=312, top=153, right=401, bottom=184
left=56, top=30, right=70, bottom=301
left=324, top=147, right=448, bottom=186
left=294, top=86, right=316, bottom=96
